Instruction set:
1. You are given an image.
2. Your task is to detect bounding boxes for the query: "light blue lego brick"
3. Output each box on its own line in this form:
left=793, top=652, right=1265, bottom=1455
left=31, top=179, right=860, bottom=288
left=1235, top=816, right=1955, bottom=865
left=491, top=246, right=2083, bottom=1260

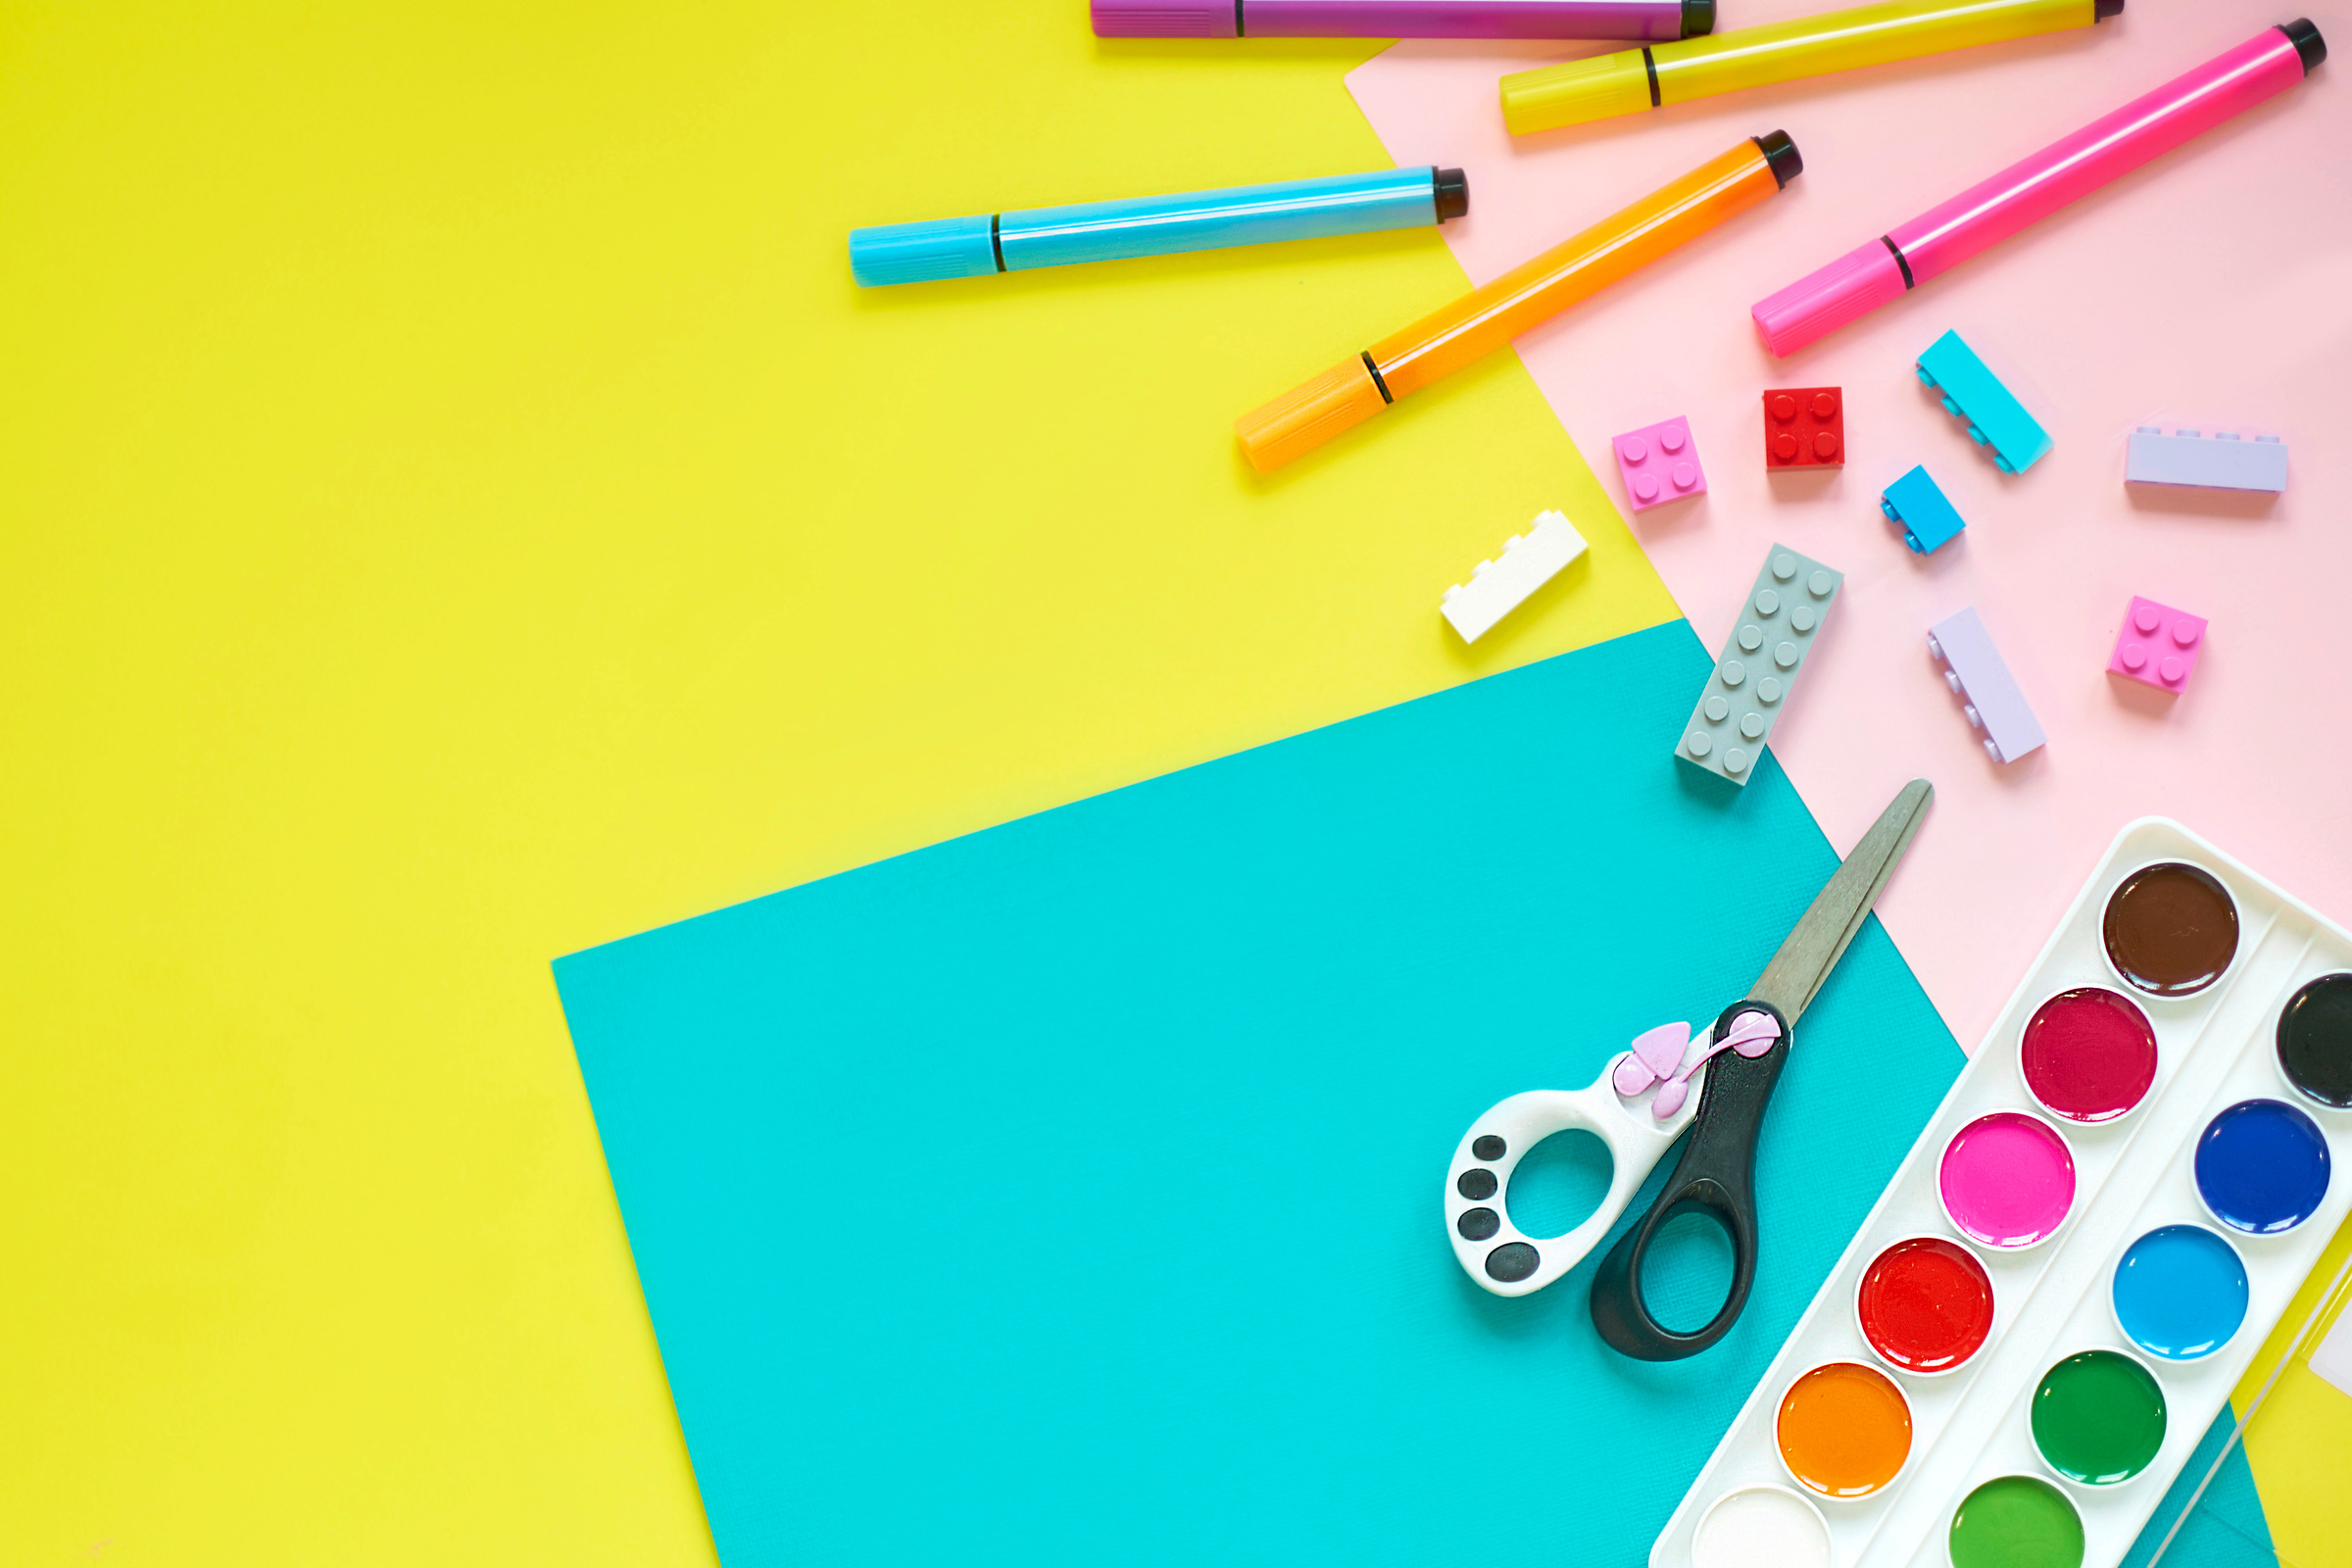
left=1880, top=465, right=1966, bottom=553
left=1675, top=544, right=1842, bottom=787
left=1916, top=330, right=2052, bottom=475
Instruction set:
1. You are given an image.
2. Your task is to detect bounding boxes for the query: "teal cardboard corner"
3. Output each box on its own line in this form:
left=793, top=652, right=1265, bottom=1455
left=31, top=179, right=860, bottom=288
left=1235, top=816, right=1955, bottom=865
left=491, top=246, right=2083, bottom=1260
left=554, top=621, right=1970, bottom=1566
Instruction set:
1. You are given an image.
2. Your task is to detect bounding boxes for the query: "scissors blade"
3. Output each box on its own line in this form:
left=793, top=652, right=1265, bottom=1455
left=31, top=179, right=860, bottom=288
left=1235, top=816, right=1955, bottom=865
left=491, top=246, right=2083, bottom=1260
left=1746, top=779, right=1934, bottom=1026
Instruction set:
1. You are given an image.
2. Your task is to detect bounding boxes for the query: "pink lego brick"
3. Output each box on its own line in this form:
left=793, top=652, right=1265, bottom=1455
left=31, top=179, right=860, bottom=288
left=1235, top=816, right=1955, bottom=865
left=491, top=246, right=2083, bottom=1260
left=1611, top=416, right=1707, bottom=512
left=2108, top=596, right=2207, bottom=693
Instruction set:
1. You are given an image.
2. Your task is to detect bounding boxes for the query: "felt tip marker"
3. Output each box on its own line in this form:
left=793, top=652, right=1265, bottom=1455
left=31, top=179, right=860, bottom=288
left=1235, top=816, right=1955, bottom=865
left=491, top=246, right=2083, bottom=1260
left=1502, top=0, right=2121, bottom=135
left=1754, top=20, right=2326, bottom=355
left=849, top=166, right=1467, bottom=287
left=1237, top=133, right=1799, bottom=473
left=1093, top=0, right=1713, bottom=40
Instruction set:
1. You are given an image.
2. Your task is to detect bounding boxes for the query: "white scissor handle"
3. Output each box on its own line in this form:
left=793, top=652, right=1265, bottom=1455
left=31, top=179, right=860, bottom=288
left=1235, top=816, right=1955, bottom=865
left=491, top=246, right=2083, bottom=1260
left=1444, top=1052, right=1704, bottom=1298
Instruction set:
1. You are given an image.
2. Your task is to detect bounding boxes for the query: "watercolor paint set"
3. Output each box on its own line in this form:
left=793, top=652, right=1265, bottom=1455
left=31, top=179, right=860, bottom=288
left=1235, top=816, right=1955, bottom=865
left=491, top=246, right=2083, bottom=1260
left=1651, top=818, right=2352, bottom=1568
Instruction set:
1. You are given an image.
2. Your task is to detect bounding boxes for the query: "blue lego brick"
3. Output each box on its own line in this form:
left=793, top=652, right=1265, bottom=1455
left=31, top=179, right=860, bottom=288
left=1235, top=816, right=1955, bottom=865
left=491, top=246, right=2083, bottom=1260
left=1916, top=330, right=2052, bottom=475
left=1881, top=465, right=1966, bottom=553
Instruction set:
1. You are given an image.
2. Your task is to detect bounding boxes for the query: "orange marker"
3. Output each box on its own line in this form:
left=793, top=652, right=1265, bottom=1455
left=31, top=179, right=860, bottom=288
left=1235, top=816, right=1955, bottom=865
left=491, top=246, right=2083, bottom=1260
left=1236, top=132, right=1801, bottom=473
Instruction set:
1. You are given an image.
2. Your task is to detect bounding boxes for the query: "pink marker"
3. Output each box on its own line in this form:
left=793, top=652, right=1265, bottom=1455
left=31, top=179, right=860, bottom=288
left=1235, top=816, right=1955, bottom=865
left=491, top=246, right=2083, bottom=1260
left=1091, top=0, right=1708, bottom=41
left=1754, top=21, right=2326, bottom=357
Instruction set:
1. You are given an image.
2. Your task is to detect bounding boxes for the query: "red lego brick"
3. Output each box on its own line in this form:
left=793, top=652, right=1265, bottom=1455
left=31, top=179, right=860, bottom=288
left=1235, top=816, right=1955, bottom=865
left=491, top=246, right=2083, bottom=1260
left=1763, top=386, right=1844, bottom=469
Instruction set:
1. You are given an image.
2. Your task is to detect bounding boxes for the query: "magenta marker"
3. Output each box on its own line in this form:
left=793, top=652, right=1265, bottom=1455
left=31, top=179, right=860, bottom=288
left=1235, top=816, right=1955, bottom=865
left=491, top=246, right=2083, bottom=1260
left=1754, top=20, right=2326, bottom=357
left=1092, top=0, right=1709, bottom=41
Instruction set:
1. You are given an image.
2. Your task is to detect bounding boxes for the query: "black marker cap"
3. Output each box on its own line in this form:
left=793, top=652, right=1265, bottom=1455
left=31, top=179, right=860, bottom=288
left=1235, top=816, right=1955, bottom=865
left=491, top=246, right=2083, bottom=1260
left=1754, top=130, right=1802, bottom=189
left=1434, top=168, right=1469, bottom=222
left=2093, top=0, right=2123, bottom=20
left=1681, top=0, right=1716, bottom=37
left=2280, top=18, right=2326, bottom=74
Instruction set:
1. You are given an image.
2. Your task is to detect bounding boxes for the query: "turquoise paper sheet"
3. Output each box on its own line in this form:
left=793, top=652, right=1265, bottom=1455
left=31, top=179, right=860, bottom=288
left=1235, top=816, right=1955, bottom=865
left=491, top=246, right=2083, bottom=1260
left=556, top=621, right=1978, bottom=1565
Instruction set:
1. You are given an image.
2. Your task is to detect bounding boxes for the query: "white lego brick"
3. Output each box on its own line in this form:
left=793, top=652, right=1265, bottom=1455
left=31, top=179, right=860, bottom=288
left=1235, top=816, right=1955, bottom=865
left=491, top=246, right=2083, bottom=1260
left=1928, top=607, right=2046, bottom=764
left=1441, top=511, right=1587, bottom=644
left=2125, top=426, right=2287, bottom=492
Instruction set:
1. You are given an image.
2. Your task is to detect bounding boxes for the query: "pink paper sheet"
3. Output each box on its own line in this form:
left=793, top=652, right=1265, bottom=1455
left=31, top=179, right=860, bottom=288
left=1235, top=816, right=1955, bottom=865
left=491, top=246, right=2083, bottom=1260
left=1348, top=3, right=2352, bottom=1051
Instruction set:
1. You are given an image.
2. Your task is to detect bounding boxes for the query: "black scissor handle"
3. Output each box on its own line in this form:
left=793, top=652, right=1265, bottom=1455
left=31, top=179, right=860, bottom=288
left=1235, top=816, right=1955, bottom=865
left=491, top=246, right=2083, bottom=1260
left=1589, top=999, right=1789, bottom=1361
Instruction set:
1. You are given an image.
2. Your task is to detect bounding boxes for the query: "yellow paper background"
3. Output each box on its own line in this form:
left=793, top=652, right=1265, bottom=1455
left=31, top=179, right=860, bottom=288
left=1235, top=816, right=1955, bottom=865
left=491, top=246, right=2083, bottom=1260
left=0, top=4, right=1675, bottom=1562
left=10, top=4, right=2345, bottom=1562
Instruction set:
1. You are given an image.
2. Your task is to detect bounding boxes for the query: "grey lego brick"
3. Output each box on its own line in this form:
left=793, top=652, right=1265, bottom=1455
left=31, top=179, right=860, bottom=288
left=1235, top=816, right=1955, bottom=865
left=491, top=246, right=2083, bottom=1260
left=1676, top=545, right=1842, bottom=786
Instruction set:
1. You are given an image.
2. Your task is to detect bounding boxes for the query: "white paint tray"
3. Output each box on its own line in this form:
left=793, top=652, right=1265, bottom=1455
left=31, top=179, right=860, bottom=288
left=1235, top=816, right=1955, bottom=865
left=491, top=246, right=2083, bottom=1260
left=1651, top=818, right=2352, bottom=1568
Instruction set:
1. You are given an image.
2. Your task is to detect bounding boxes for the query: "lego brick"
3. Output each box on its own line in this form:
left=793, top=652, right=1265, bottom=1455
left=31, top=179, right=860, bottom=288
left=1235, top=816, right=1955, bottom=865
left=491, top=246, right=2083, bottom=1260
left=2107, top=595, right=2207, bottom=693
left=2125, top=426, right=2287, bottom=492
left=1928, top=607, right=2045, bottom=763
left=1915, top=330, right=2051, bottom=475
left=1440, top=510, right=1588, bottom=644
left=1762, top=386, right=1844, bottom=468
left=1675, top=545, right=1842, bottom=786
left=1880, top=465, right=1966, bottom=554
left=1610, top=416, right=1707, bottom=511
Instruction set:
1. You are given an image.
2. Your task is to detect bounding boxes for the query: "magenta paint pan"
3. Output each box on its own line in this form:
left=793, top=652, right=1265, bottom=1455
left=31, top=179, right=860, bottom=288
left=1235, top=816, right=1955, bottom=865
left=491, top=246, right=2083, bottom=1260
left=1937, top=1110, right=2076, bottom=1250
left=2019, top=988, right=2159, bottom=1125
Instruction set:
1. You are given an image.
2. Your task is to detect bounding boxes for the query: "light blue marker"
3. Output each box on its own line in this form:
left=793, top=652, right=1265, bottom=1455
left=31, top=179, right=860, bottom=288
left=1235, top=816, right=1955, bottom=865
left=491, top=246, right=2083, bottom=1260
left=849, top=165, right=1467, bottom=287
left=2113, top=1223, right=2248, bottom=1360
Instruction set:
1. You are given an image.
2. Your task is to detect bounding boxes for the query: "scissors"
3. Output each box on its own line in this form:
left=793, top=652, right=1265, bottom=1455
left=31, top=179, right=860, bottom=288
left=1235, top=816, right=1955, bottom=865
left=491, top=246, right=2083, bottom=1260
left=1443, top=778, right=1933, bottom=1359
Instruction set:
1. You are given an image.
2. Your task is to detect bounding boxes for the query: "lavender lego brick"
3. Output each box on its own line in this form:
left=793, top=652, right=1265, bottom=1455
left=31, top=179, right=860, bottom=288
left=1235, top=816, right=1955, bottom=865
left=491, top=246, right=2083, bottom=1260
left=1928, top=607, right=2045, bottom=764
left=1881, top=465, right=1965, bottom=554
left=1676, top=545, right=1841, bottom=786
left=2108, top=596, right=2208, bottom=693
left=1611, top=416, right=1707, bottom=512
left=2125, top=426, right=2287, bottom=493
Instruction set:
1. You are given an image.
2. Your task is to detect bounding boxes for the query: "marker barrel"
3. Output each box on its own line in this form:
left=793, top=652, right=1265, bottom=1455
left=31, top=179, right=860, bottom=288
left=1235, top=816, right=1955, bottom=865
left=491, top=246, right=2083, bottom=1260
left=850, top=166, right=1466, bottom=287
left=1237, top=134, right=1798, bottom=473
left=1502, top=0, right=2112, bottom=135
left=1752, top=21, right=2324, bottom=356
left=1093, top=0, right=1707, bottom=40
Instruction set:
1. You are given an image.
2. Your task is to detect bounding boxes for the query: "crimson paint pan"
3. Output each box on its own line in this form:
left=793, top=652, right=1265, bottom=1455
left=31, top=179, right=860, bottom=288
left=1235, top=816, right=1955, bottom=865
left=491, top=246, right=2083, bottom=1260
left=2019, top=988, right=2158, bottom=1125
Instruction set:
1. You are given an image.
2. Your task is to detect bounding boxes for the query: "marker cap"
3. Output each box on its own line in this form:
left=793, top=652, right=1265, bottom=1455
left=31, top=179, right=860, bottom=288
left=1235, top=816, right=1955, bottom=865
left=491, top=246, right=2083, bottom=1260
left=849, top=216, right=999, bottom=287
left=1091, top=0, right=1240, bottom=37
left=1501, top=49, right=1654, bottom=134
left=1751, top=239, right=1910, bottom=359
left=1235, top=355, right=1390, bottom=473
left=2279, top=18, right=2326, bottom=74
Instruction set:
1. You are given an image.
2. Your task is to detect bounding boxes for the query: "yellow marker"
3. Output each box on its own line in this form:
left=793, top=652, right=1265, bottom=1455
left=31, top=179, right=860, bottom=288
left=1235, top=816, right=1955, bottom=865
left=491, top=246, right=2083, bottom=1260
left=1237, top=134, right=1799, bottom=473
left=1501, top=0, right=2119, bottom=135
